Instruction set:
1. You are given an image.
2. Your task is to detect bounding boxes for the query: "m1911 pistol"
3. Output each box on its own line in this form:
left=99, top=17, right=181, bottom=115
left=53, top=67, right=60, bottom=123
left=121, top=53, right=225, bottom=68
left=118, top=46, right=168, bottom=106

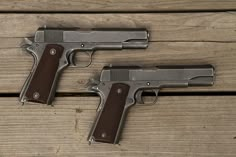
left=88, top=65, right=215, bottom=144
left=19, top=28, right=149, bottom=104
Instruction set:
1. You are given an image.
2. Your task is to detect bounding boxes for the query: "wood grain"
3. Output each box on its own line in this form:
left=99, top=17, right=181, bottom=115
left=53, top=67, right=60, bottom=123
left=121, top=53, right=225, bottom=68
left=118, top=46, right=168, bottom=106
left=0, top=13, right=236, bottom=41
left=0, top=13, right=235, bottom=93
left=0, top=96, right=235, bottom=157
left=0, top=0, right=236, bottom=12
left=0, top=42, right=235, bottom=93
left=0, top=1, right=235, bottom=157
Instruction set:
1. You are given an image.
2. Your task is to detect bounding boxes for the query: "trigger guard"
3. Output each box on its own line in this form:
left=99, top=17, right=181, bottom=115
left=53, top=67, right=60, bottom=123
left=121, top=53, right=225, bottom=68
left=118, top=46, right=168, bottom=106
left=136, top=89, right=159, bottom=105
left=68, top=51, right=94, bottom=68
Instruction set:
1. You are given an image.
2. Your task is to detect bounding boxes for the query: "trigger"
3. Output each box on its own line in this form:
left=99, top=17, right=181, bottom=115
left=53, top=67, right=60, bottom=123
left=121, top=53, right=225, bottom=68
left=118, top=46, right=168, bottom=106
left=135, top=90, right=144, bottom=104
left=68, top=53, right=76, bottom=66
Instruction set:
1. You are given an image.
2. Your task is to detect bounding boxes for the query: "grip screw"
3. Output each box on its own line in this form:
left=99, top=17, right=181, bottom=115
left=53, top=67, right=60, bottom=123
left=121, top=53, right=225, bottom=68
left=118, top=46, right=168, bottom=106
left=101, top=132, right=107, bottom=138
left=33, top=92, right=40, bottom=99
left=117, top=88, right=122, bottom=94
left=50, top=48, right=56, bottom=55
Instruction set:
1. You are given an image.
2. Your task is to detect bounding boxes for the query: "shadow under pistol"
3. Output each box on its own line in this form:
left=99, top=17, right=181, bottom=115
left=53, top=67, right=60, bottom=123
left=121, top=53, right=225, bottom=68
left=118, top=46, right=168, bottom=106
left=88, top=65, right=215, bottom=144
left=19, top=28, right=149, bottom=105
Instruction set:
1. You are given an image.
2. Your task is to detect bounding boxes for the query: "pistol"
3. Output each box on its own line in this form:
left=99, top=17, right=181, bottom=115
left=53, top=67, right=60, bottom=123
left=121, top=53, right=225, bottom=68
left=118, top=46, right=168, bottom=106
left=88, top=65, right=215, bottom=144
left=19, top=28, right=149, bottom=104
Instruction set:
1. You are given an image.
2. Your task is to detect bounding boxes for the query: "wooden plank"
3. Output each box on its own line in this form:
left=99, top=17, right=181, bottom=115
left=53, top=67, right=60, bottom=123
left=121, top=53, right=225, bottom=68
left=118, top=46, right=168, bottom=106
left=0, top=96, right=235, bottom=157
left=0, top=0, right=236, bottom=12
left=0, top=42, right=235, bottom=93
left=0, top=13, right=236, bottom=41
left=0, top=13, right=235, bottom=93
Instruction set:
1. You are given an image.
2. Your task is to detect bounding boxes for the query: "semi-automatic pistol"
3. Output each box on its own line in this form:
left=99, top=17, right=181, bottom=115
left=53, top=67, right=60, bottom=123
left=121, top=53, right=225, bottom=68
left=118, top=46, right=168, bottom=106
left=19, top=28, right=149, bottom=104
left=88, top=65, right=215, bottom=144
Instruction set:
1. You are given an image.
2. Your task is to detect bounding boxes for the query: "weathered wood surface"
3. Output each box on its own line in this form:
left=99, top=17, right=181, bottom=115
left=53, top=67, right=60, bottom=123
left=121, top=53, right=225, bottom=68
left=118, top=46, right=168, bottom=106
left=1, top=42, right=235, bottom=93
left=0, top=96, right=235, bottom=157
left=0, top=1, right=235, bottom=156
left=1, top=13, right=236, bottom=41
left=0, top=0, right=236, bottom=12
left=0, top=13, right=236, bottom=93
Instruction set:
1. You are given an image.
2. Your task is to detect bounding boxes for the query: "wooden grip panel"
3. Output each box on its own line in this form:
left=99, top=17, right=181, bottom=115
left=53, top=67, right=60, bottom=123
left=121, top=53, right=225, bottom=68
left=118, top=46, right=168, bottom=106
left=25, top=44, right=64, bottom=104
left=92, top=83, right=130, bottom=143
